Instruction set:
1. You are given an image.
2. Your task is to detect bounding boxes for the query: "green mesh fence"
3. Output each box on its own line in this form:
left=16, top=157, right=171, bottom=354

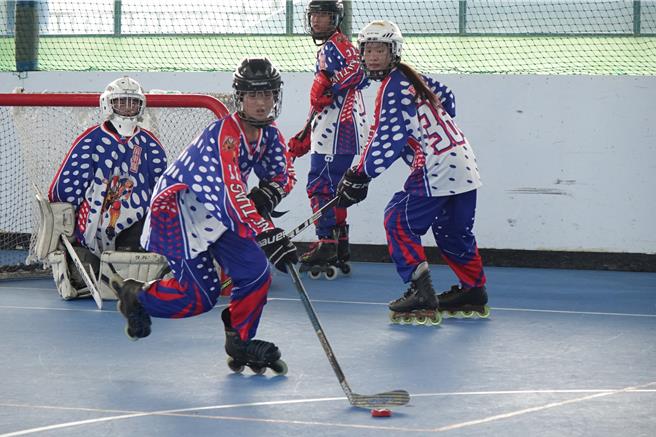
left=0, top=0, right=655, bottom=75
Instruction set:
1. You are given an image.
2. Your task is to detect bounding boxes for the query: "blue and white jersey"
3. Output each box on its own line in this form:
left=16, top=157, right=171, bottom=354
left=142, top=113, right=292, bottom=260
left=358, top=68, right=481, bottom=197
left=48, top=122, right=167, bottom=256
left=311, top=30, right=368, bottom=155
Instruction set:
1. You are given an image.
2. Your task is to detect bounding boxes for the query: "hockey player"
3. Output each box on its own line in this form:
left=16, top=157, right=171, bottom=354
left=287, top=0, right=368, bottom=280
left=46, top=76, right=167, bottom=300
left=337, top=21, right=489, bottom=325
left=110, top=58, right=296, bottom=376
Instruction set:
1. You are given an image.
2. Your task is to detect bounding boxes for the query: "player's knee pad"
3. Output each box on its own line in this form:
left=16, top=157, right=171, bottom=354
left=48, top=250, right=87, bottom=300
left=98, top=251, right=168, bottom=300
left=34, top=192, right=75, bottom=260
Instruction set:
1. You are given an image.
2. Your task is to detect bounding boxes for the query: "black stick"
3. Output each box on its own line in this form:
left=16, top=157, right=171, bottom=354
left=286, top=261, right=410, bottom=409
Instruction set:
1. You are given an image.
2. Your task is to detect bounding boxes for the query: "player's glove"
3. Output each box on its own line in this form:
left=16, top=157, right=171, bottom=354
left=256, top=228, right=298, bottom=273
left=310, top=70, right=333, bottom=111
left=287, top=131, right=311, bottom=159
left=337, top=167, right=371, bottom=208
left=248, top=181, right=285, bottom=217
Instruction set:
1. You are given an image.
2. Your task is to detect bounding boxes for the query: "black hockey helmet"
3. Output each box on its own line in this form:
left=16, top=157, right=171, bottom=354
left=305, top=0, right=344, bottom=44
left=232, top=57, right=283, bottom=127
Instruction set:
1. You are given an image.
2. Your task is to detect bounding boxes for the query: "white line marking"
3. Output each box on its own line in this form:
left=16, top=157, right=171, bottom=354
left=1, top=298, right=655, bottom=318
left=1, top=385, right=655, bottom=435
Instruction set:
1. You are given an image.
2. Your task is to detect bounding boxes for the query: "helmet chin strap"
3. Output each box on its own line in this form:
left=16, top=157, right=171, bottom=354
left=109, top=115, right=138, bottom=137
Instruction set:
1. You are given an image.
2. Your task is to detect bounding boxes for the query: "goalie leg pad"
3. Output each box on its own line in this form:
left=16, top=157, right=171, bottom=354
left=34, top=192, right=75, bottom=261
left=48, top=250, right=87, bottom=300
left=98, top=251, right=168, bottom=300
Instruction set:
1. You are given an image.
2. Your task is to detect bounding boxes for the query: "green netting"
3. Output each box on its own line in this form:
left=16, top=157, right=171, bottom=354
left=1, top=0, right=655, bottom=75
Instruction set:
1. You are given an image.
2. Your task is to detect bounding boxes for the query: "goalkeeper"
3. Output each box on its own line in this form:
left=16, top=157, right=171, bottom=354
left=44, top=76, right=167, bottom=300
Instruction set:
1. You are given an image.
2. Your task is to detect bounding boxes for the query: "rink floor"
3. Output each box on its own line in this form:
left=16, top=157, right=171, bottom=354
left=1, top=262, right=655, bottom=436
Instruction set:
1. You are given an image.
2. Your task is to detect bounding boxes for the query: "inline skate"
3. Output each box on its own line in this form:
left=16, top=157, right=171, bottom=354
left=388, top=262, right=441, bottom=326
left=298, top=236, right=340, bottom=280
left=438, top=285, right=490, bottom=318
left=335, top=224, right=352, bottom=275
left=112, top=277, right=152, bottom=340
left=222, top=308, right=287, bottom=376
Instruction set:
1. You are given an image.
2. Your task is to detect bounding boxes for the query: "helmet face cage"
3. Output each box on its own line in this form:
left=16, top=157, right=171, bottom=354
left=232, top=58, right=283, bottom=128
left=99, top=76, right=146, bottom=136
left=305, top=0, right=344, bottom=43
left=357, top=20, right=404, bottom=80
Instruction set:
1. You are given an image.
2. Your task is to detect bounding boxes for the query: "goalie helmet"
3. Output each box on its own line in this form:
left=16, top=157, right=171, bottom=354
left=99, top=76, right=146, bottom=137
left=357, top=20, right=404, bottom=80
left=232, top=57, right=283, bottom=128
left=305, top=0, right=344, bottom=44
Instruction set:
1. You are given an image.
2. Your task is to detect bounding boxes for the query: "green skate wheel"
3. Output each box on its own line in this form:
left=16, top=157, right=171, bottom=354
left=479, top=306, right=491, bottom=318
left=270, top=359, right=288, bottom=376
left=388, top=311, right=402, bottom=324
left=401, top=315, right=414, bottom=324
left=415, top=315, right=428, bottom=325
left=462, top=310, right=474, bottom=318
left=429, top=312, right=442, bottom=325
left=226, top=357, right=245, bottom=374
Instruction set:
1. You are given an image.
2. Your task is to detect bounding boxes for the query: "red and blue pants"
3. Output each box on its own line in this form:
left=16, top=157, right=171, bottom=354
left=306, top=153, right=354, bottom=238
left=138, top=230, right=271, bottom=341
left=384, top=189, right=486, bottom=288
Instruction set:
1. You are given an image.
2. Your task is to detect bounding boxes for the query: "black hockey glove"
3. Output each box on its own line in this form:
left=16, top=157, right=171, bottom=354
left=256, top=228, right=298, bottom=273
left=336, top=167, right=371, bottom=208
left=248, top=181, right=285, bottom=217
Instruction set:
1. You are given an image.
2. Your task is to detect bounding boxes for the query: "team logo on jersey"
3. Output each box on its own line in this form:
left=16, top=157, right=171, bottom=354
left=222, top=136, right=237, bottom=152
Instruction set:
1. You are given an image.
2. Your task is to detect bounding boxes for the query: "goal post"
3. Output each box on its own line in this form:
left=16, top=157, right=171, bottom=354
left=0, top=92, right=229, bottom=279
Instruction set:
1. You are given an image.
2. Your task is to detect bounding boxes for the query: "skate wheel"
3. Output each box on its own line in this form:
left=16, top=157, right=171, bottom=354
left=415, top=315, right=428, bottom=325
left=270, top=359, right=288, bottom=376
left=479, top=306, right=491, bottom=318
left=462, top=310, right=474, bottom=318
left=308, top=269, right=322, bottom=280
left=340, top=263, right=351, bottom=275
left=324, top=266, right=338, bottom=280
left=226, top=357, right=245, bottom=374
left=401, top=315, right=414, bottom=324
left=388, top=311, right=401, bottom=324
left=124, top=326, right=139, bottom=341
left=249, top=365, right=266, bottom=375
left=429, top=312, right=442, bottom=325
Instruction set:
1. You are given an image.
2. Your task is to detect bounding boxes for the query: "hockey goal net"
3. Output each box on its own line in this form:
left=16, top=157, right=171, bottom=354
left=0, top=92, right=229, bottom=279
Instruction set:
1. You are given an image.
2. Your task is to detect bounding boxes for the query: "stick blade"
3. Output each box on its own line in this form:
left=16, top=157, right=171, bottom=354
left=350, top=390, right=410, bottom=409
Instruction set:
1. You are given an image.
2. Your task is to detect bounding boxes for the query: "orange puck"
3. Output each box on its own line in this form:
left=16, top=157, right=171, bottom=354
left=371, top=408, right=392, bottom=417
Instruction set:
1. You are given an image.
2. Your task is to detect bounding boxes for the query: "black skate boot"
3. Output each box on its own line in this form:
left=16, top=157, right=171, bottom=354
left=221, top=308, right=288, bottom=376
left=299, top=236, right=339, bottom=280
left=388, top=262, right=441, bottom=326
left=335, top=225, right=352, bottom=275
left=112, top=277, right=152, bottom=340
left=438, top=285, right=490, bottom=318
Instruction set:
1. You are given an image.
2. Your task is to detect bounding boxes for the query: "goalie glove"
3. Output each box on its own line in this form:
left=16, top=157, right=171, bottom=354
left=248, top=181, right=285, bottom=217
left=337, top=167, right=371, bottom=208
left=310, top=70, right=334, bottom=111
left=256, top=228, right=298, bottom=273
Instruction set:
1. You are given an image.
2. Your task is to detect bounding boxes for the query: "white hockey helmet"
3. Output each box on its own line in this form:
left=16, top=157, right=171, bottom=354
left=357, top=20, right=404, bottom=80
left=99, top=76, right=146, bottom=137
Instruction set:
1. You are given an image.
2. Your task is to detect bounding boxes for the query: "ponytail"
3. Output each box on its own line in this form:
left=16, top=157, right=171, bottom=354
left=397, top=62, right=439, bottom=108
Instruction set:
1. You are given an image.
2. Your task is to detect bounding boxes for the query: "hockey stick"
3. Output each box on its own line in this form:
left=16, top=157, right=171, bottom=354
left=286, top=260, right=410, bottom=409
left=294, top=109, right=318, bottom=143
left=33, top=185, right=103, bottom=309
left=286, top=196, right=340, bottom=240
left=60, top=233, right=103, bottom=309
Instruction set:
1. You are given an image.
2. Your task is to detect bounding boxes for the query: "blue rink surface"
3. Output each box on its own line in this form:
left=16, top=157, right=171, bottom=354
left=1, top=262, right=655, bottom=436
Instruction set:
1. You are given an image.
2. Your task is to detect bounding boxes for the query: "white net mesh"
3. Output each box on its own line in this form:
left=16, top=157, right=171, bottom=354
left=0, top=92, right=231, bottom=277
